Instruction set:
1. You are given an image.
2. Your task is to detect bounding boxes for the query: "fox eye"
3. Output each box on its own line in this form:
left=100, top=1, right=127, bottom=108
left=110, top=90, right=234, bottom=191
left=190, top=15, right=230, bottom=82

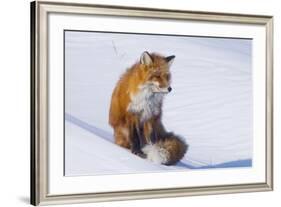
left=166, top=73, right=171, bottom=80
left=153, top=71, right=161, bottom=78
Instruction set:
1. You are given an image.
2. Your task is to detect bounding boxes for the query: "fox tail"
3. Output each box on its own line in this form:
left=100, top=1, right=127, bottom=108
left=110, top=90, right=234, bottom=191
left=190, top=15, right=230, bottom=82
left=142, top=133, right=188, bottom=165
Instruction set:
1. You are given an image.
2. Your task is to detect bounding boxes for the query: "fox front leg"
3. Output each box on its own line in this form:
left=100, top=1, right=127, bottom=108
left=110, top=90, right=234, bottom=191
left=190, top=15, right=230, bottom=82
left=143, top=121, right=157, bottom=144
left=130, top=123, right=147, bottom=158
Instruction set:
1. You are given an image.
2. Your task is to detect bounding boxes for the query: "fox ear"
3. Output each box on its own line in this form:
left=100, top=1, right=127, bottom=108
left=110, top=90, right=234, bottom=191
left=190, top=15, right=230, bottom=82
left=140, top=51, right=153, bottom=65
left=165, top=55, right=175, bottom=67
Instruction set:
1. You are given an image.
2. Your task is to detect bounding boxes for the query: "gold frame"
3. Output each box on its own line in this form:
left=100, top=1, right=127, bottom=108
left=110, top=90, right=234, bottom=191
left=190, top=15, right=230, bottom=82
left=30, top=0, right=273, bottom=205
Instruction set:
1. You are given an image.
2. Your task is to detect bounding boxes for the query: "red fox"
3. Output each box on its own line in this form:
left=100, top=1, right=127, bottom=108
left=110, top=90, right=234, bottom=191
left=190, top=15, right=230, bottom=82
left=109, top=51, right=188, bottom=165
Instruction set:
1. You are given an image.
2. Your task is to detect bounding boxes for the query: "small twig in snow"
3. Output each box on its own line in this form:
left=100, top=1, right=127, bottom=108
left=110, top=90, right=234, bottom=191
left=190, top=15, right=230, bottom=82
left=112, top=40, right=118, bottom=56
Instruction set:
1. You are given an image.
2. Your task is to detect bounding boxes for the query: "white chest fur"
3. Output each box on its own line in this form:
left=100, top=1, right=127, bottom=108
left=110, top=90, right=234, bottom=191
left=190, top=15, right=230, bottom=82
left=127, top=84, right=164, bottom=123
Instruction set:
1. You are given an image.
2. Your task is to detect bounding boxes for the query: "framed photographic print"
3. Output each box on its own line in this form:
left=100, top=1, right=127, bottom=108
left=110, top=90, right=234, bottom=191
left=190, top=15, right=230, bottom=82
left=30, top=0, right=273, bottom=205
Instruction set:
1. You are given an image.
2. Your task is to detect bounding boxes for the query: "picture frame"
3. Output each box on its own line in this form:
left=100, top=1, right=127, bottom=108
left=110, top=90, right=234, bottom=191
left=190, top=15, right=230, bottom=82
left=30, top=0, right=273, bottom=205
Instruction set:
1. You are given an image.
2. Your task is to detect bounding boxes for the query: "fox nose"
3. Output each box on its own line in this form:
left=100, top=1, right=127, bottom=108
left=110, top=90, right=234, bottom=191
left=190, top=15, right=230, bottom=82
left=168, top=86, right=172, bottom=92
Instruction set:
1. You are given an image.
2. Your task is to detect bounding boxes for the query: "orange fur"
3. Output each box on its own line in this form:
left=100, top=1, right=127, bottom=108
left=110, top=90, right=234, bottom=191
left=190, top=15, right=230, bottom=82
left=109, top=52, right=187, bottom=164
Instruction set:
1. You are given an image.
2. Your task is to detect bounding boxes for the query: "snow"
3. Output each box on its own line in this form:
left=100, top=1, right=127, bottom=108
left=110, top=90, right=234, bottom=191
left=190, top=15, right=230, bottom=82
left=65, top=120, right=179, bottom=176
left=65, top=31, right=253, bottom=176
left=65, top=113, right=190, bottom=176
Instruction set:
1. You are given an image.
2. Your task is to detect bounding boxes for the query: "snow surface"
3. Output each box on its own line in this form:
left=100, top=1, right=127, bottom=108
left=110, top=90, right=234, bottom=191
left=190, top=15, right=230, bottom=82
left=65, top=119, right=180, bottom=176
left=64, top=31, right=253, bottom=176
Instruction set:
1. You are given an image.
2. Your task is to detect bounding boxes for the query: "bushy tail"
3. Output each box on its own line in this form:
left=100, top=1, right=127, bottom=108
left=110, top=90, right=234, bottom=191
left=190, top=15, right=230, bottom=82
left=142, top=134, right=188, bottom=165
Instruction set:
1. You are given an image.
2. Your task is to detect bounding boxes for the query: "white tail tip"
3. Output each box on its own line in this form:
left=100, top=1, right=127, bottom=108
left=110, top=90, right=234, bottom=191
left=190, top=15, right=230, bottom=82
left=142, top=144, right=169, bottom=165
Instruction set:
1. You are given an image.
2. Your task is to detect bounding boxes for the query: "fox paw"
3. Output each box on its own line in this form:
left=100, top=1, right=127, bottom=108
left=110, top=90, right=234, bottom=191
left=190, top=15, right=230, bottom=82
left=132, top=150, right=147, bottom=158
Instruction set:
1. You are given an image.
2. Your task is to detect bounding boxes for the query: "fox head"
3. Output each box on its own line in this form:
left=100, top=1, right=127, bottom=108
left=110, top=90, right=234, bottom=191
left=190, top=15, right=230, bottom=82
left=139, top=51, right=175, bottom=93
left=127, top=51, right=175, bottom=119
